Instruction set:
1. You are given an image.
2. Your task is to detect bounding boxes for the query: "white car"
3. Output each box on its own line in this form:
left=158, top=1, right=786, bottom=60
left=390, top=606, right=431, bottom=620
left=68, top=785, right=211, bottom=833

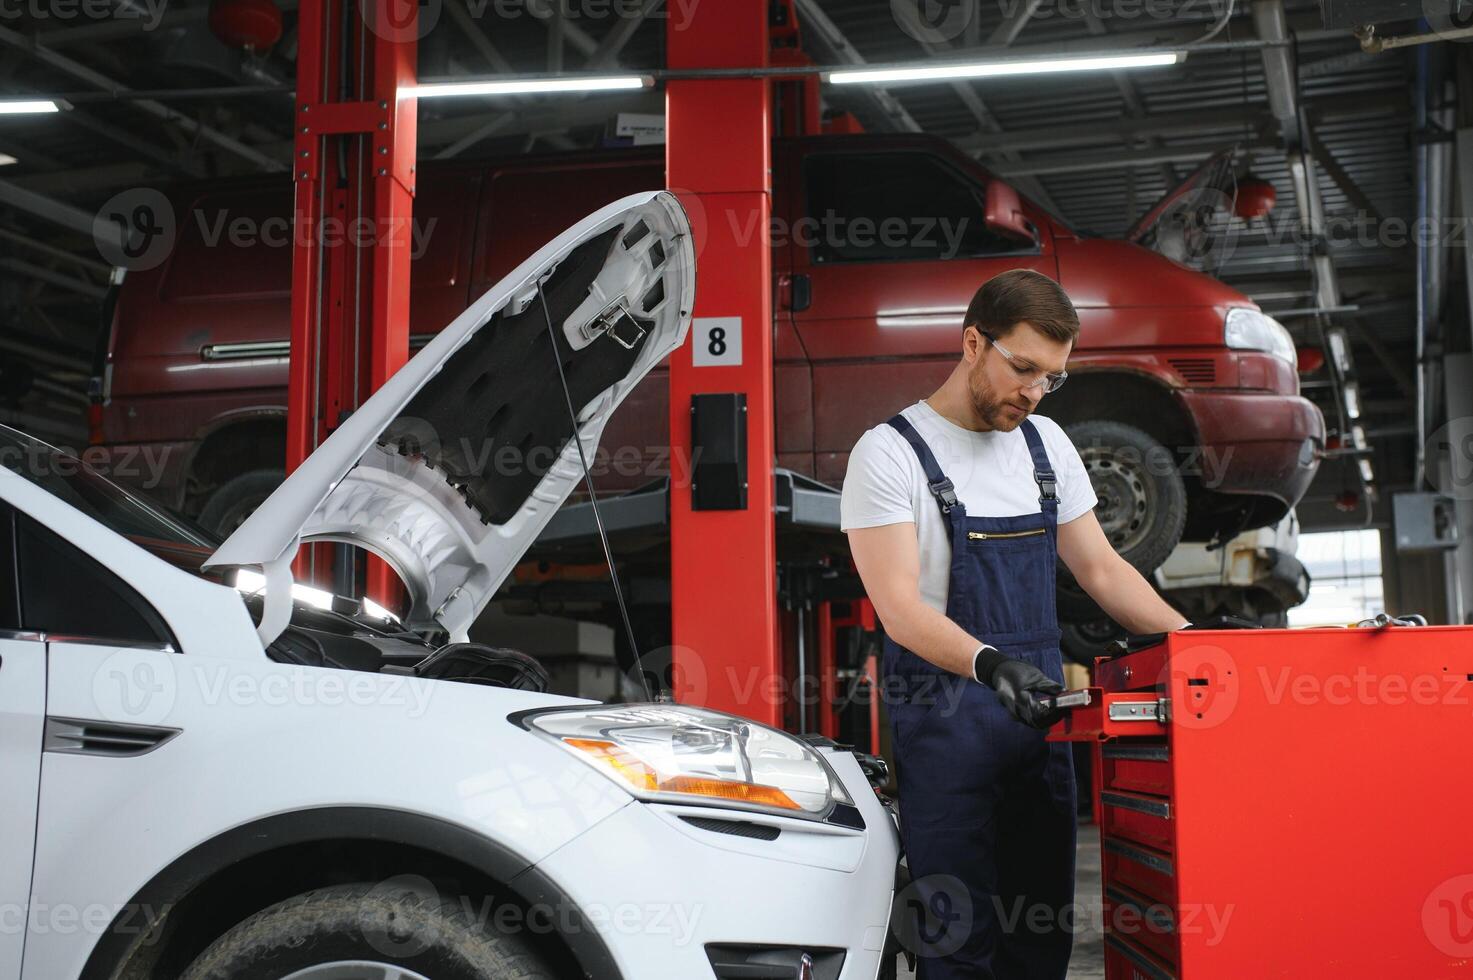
left=1, top=191, right=900, bottom=980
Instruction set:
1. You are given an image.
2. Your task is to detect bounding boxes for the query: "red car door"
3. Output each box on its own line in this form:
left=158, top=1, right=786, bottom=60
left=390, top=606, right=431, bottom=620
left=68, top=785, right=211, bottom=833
left=785, top=140, right=1059, bottom=484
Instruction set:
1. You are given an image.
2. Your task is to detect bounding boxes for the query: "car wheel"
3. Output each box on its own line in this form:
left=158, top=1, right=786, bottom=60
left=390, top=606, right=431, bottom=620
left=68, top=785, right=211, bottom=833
left=1057, top=421, right=1187, bottom=618
left=1060, top=618, right=1125, bottom=667
left=197, top=468, right=284, bottom=537
left=179, top=880, right=556, bottom=980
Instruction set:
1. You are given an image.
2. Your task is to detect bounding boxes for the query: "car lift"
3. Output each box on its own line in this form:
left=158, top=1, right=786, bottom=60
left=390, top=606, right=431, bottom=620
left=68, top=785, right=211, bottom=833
left=287, top=0, right=417, bottom=602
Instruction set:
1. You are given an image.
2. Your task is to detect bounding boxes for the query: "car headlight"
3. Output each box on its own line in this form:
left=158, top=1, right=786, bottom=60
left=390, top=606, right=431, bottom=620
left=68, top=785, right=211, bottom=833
left=1225, top=307, right=1296, bottom=365
left=517, top=704, right=854, bottom=819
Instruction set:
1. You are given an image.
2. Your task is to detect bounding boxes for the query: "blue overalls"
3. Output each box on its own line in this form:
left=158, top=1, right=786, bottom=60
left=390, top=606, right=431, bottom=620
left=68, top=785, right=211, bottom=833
left=882, top=414, right=1076, bottom=980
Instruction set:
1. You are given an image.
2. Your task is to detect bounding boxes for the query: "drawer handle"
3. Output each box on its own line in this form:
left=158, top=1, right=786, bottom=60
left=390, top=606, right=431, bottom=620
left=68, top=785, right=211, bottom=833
left=1105, top=885, right=1176, bottom=934
left=1102, top=791, right=1172, bottom=819
left=1105, top=935, right=1178, bottom=980
left=1102, top=743, right=1170, bottom=762
left=1103, top=838, right=1176, bottom=877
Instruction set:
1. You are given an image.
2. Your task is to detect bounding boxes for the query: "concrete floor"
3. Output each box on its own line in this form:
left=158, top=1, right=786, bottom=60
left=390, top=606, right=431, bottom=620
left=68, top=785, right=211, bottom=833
left=894, top=822, right=1105, bottom=980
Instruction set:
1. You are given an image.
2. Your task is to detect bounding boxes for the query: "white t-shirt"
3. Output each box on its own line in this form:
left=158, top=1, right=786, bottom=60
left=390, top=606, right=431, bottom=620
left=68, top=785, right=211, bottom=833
left=840, top=400, right=1098, bottom=613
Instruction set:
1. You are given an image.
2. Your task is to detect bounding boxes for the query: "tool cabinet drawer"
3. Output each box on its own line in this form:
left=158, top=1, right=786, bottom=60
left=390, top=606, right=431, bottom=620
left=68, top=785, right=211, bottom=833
left=1105, top=932, right=1179, bottom=980
left=1101, top=741, right=1172, bottom=796
left=1103, top=882, right=1179, bottom=965
left=1100, top=789, right=1174, bottom=852
left=1101, top=837, right=1176, bottom=906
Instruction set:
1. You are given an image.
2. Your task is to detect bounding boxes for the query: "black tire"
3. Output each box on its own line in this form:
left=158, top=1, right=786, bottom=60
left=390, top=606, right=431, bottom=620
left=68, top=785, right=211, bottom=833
left=1060, top=618, right=1126, bottom=667
left=1057, top=421, right=1187, bottom=619
left=197, top=468, right=284, bottom=537
left=179, top=880, right=556, bottom=980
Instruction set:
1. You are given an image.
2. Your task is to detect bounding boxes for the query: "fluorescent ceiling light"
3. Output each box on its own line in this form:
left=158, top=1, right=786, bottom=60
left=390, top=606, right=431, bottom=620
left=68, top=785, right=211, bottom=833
left=829, top=52, right=1182, bottom=85
left=0, top=99, right=64, bottom=114
left=411, top=76, right=650, bottom=99
left=0, top=154, right=17, bottom=166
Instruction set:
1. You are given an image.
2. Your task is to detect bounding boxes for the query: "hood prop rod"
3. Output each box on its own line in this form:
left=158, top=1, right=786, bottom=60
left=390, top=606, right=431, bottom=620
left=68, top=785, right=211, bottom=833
left=536, top=279, right=654, bottom=703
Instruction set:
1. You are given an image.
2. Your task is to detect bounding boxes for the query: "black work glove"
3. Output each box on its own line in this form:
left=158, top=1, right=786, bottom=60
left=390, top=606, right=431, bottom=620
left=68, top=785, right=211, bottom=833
left=975, top=650, right=1065, bottom=730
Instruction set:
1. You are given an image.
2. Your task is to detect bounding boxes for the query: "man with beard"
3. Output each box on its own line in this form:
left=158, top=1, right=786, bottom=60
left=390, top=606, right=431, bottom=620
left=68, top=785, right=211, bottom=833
left=841, top=269, right=1189, bottom=980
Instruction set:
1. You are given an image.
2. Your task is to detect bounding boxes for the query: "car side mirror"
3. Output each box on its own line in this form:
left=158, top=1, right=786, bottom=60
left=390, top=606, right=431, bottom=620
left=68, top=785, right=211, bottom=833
left=984, top=181, right=1038, bottom=245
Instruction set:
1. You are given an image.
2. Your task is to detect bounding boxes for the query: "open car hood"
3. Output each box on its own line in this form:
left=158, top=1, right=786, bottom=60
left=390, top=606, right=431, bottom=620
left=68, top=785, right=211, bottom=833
left=205, top=191, right=694, bottom=645
left=1125, top=148, right=1236, bottom=254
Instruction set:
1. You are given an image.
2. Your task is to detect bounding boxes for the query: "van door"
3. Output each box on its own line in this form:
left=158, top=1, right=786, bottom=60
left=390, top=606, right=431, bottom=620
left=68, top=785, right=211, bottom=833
left=0, top=504, right=44, bottom=978
left=787, top=145, right=1059, bottom=484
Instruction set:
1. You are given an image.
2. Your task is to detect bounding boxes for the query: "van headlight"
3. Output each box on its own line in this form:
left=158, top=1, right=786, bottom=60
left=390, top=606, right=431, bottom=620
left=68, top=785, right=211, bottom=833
left=517, top=704, right=854, bottom=818
left=1225, top=307, right=1296, bottom=365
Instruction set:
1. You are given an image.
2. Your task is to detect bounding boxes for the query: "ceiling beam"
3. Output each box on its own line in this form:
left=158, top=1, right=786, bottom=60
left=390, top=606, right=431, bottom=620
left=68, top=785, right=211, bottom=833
left=0, top=23, right=285, bottom=172
left=989, top=140, right=1277, bottom=178
left=792, top=0, right=922, bottom=133
left=0, top=178, right=122, bottom=249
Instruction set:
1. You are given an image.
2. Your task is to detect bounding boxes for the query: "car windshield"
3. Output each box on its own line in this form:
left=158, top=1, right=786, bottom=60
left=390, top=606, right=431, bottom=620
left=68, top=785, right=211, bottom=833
left=0, top=426, right=217, bottom=569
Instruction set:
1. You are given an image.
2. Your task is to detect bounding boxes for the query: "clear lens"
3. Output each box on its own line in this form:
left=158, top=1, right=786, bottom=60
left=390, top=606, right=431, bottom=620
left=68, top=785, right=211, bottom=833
left=1224, top=308, right=1296, bottom=364
left=523, top=704, right=853, bottom=817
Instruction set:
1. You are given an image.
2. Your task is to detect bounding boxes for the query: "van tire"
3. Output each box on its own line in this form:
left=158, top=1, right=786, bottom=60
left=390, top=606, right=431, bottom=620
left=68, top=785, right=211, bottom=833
left=178, top=880, right=556, bottom=980
left=198, top=469, right=284, bottom=537
left=1058, top=421, right=1186, bottom=619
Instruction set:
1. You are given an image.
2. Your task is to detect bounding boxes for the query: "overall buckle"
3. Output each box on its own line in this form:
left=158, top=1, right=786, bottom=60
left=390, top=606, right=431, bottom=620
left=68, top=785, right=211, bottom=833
left=1035, top=469, right=1058, bottom=502
left=929, top=477, right=959, bottom=513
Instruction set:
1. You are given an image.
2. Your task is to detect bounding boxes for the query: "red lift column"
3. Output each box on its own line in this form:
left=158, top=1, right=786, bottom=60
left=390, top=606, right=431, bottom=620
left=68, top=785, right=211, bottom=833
left=666, top=7, right=780, bottom=724
left=288, top=0, right=417, bottom=601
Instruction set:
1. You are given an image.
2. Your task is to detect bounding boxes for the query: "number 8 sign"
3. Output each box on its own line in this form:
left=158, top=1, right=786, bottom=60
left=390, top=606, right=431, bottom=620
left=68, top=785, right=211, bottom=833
left=692, top=316, right=743, bottom=368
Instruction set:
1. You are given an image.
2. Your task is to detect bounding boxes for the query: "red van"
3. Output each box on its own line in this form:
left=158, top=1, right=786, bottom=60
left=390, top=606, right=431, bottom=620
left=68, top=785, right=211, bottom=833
left=93, top=132, right=1323, bottom=587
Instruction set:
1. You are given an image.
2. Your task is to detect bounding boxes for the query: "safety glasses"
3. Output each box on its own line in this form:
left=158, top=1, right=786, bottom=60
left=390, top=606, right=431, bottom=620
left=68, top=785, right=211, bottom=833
left=981, top=331, right=1069, bottom=394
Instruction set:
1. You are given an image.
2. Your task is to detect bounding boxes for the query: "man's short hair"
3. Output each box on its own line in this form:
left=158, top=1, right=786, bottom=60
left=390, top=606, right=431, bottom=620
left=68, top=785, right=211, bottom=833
left=964, top=269, right=1080, bottom=344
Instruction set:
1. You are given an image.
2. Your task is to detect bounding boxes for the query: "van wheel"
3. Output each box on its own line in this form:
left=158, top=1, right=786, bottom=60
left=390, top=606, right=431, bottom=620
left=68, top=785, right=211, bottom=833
left=197, top=469, right=284, bottom=537
left=1060, top=618, right=1125, bottom=667
left=1058, top=421, right=1186, bottom=618
left=179, top=880, right=556, bottom=980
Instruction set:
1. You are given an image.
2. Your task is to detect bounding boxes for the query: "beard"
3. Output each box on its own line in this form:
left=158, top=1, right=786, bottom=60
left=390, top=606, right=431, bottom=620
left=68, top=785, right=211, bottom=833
left=968, top=361, right=1031, bottom=432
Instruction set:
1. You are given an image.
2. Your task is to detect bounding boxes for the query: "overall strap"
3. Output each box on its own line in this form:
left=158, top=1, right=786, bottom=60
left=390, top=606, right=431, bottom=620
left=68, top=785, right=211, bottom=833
left=1020, top=418, right=1059, bottom=510
left=886, top=414, right=958, bottom=517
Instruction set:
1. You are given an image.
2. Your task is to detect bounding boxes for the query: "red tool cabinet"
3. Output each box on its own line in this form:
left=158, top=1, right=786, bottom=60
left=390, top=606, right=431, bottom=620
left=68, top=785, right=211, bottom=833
left=1049, top=626, right=1473, bottom=979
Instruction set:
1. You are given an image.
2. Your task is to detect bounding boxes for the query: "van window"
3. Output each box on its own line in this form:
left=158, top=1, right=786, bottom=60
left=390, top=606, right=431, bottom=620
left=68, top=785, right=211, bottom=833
left=15, top=512, right=176, bottom=648
left=803, top=152, right=1024, bottom=263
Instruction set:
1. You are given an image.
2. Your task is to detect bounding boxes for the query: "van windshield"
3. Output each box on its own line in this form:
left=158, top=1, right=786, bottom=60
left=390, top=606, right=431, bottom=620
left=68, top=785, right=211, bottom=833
left=0, top=426, right=217, bottom=569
